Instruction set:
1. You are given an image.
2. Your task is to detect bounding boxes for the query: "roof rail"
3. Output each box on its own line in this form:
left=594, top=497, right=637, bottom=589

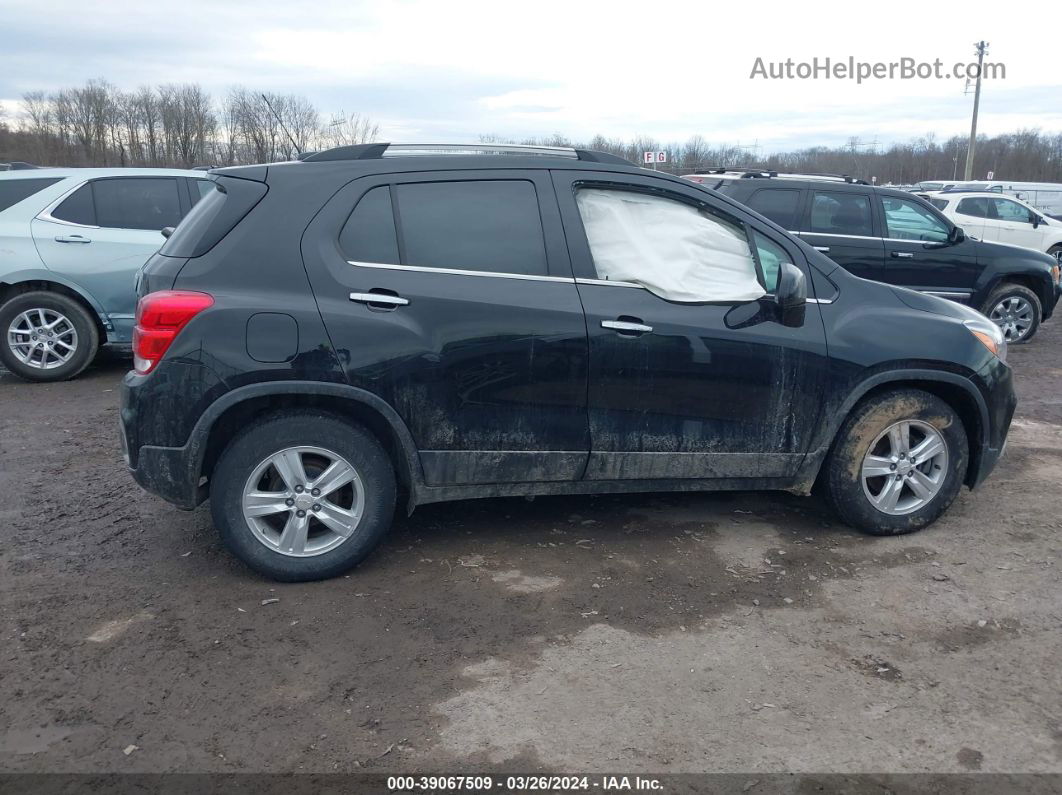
left=690, top=167, right=870, bottom=185
left=300, top=142, right=634, bottom=166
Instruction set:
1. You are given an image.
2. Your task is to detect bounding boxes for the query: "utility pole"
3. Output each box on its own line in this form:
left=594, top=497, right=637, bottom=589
left=963, top=41, right=987, bottom=180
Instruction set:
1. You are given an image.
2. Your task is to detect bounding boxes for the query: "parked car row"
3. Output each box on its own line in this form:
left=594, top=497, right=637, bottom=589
left=1, top=147, right=1048, bottom=582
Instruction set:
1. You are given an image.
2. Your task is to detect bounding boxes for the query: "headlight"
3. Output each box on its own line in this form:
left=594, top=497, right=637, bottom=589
left=964, top=317, right=1006, bottom=363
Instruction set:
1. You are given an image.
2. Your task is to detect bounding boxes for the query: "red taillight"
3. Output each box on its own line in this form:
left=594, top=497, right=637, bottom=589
left=132, top=290, right=214, bottom=374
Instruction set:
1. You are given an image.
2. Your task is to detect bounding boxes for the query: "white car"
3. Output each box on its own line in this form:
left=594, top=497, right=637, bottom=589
left=928, top=191, right=1062, bottom=262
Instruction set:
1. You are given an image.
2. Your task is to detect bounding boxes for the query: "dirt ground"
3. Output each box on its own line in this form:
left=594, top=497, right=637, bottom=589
left=1, top=322, right=1060, bottom=778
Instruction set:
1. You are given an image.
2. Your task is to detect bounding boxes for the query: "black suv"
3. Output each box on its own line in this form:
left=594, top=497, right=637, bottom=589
left=702, top=171, right=1059, bottom=342
left=121, top=144, right=1016, bottom=581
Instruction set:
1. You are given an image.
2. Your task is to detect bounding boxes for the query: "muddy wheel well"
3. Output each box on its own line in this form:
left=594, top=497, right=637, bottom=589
left=989, top=276, right=1047, bottom=312
left=0, top=280, right=108, bottom=341
left=200, top=393, right=416, bottom=499
left=846, top=380, right=984, bottom=487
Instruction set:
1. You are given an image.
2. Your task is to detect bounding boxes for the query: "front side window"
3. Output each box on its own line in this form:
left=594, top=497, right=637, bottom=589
left=575, top=187, right=765, bottom=303
left=992, top=198, right=1032, bottom=223
left=92, top=178, right=181, bottom=230
left=956, top=197, right=990, bottom=218
left=882, top=196, right=950, bottom=242
left=394, top=180, right=548, bottom=276
left=746, top=188, right=801, bottom=229
left=808, top=191, right=873, bottom=237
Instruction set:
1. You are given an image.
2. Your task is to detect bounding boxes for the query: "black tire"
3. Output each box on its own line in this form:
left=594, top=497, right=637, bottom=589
left=824, top=389, right=968, bottom=536
left=210, top=410, right=397, bottom=582
left=1048, top=244, right=1062, bottom=263
left=981, top=282, right=1041, bottom=344
left=0, top=290, right=99, bottom=382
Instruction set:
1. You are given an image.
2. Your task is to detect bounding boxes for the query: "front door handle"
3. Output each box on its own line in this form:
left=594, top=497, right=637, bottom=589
left=814, top=246, right=830, bottom=253
left=891, top=251, right=914, bottom=258
left=602, top=319, right=653, bottom=335
left=349, top=291, right=409, bottom=307
left=55, top=234, right=91, bottom=244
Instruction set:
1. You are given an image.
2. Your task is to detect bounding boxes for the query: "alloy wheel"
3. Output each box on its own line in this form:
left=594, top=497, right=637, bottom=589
left=242, top=446, right=365, bottom=557
left=988, top=296, right=1034, bottom=342
left=7, top=308, right=79, bottom=370
left=861, top=420, right=949, bottom=515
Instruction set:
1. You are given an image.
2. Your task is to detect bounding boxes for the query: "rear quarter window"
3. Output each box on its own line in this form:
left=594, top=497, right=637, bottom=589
left=0, top=177, right=63, bottom=212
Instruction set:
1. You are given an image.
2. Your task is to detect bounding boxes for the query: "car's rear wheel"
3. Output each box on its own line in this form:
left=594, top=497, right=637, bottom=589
left=210, top=411, right=396, bottom=581
left=824, top=389, right=968, bottom=536
left=0, top=290, right=99, bottom=382
left=982, top=283, right=1041, bottom=344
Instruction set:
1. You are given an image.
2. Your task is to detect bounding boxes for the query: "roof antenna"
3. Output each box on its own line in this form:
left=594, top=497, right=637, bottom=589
left=260, top=93, right=301, bottom=157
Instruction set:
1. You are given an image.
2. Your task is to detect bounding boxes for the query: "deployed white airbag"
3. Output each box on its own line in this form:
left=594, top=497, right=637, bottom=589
left=576, top=189, right=766, bottom=303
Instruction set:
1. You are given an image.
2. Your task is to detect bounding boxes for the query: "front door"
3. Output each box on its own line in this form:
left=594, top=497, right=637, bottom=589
left=552, top=171, right=829, bottom=481
left=301, top=170, right=589, bottom=486
left=32, top=176, right=183, bottom=340
left=986, top=197, right=1046, bottom=251
left=878, top=193, right=982, bottom=302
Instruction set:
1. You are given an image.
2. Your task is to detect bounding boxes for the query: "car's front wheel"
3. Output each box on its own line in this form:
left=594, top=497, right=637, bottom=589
left=210, top=411, right=397, bottom=581
left=982, top=283, right=1041, bottom=344
left=824, top=389, right=969, bottom=536
left=0, top=291, right=99, bottom=382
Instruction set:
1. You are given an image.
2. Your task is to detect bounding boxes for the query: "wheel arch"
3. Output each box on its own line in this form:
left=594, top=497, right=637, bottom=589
left=801, top=369, right=989, bottom=491
left=0, top=272, right=110, bottom=341
left=192, top=382, right=425, bottom=510
left=984, top=274, right=1048, bottom=315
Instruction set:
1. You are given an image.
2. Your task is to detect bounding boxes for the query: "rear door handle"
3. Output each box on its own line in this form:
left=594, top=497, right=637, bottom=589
left=349, top=291, right=409, bottom=307
left=602, top=319, right=653, bottom=335
left=54, top=234, right=90, bottom=244
left=891, top=252, right=914, bottom=258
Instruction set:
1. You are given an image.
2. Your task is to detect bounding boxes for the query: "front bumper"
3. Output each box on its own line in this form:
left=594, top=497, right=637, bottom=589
left=967, top=358, right=1016, bottom=489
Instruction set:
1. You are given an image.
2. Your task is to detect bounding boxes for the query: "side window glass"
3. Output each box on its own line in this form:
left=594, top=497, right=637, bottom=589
left=339, top=186, right=400, bottom=264
left=190, top=179, right=215, bottom=206
left=92, top=178, right=181, bottom=230
left=882, top=196, right=950, bottom=242
left=750, top=231, right=787, bottom=293
left=394, top=180, right=547, bottom=276
left=808, top=191, right=873, bottom=236
left=956, top=197, right=989, bottom=218
left=51, top=183, right=95, bottom=226
left=746, top=188, right=801, bottom=229
left=575, top=187, right=765, bottom=303
left=992, top=198, right=1032, bottom=223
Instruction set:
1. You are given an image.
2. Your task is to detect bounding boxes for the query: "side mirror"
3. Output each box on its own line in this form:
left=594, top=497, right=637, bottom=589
left=948, top=226, right=966, bottom=244
left=1031, top=214, right=1041, bottom=228
left=161, top=226, right=175, bottom=239
left=775, top=262, right=806, bottom=327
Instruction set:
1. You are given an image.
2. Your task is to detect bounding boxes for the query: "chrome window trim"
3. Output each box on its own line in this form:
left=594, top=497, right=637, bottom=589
left=794, top=231, right=951, bottom=245
left=35, top=179, right=100, bottom=229
left=346, top=260, right=573, bottom=283
left=806, top=297, right=834, bottom=304
left=574, top=277, right=644, bottom=289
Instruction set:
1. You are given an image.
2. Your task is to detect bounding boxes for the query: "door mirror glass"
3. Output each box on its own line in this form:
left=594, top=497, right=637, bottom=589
left=775, top=262, right=806, bottom=327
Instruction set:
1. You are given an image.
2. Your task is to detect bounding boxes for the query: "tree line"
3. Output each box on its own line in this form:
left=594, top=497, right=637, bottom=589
left=3, top=80, right=1062, bottom=184
left=0, top=79, right=378, bottom=168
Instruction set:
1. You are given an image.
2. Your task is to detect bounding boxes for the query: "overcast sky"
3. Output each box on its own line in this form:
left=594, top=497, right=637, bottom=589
left=2, top=0, right=1060, bottom=153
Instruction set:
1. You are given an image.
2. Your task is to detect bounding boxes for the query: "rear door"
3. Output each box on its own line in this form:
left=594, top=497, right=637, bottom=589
left=878, top=193, right=982, bottom=301
left=798, top=188, right=885, bottom=281
left=301, top=170, right=589, bottom=487
left=31, top=176, right=183, bottom=340
left=552, top=170, right=829, bottom=481
left=950, top=196, right=991, bottom=240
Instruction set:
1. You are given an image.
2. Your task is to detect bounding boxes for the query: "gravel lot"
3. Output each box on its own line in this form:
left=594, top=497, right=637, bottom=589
left=2, top=323, right=1060, bottom=776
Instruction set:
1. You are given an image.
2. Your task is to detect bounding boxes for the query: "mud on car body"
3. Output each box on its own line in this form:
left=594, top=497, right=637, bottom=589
left=121, top=143, right=1016, bottom=581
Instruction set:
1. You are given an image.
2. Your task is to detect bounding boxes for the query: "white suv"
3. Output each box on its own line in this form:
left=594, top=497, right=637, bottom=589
left=929, top=191, right=1062, bottom=262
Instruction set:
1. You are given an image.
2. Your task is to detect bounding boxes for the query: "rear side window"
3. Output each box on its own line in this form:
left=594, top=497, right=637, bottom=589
left=190, top=179, right=214, bottom=205
left=956, top=197, right=990, bottom=218
left=160, top=176, right=268, bottom=258
left=339, top=186, right=400, bottom=264
left=394, top=180, right=548, bottom=276
left=0, top=177, right=62, bottom=212
left=808, top=191, right=873, bottom=236
left=745, top=188, right=802, bottom=229
left=93, top=178, right=181, bottom=230
left=52, top=183, right=96, bottom=225
left=929, top=198, right=949, bottom=211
